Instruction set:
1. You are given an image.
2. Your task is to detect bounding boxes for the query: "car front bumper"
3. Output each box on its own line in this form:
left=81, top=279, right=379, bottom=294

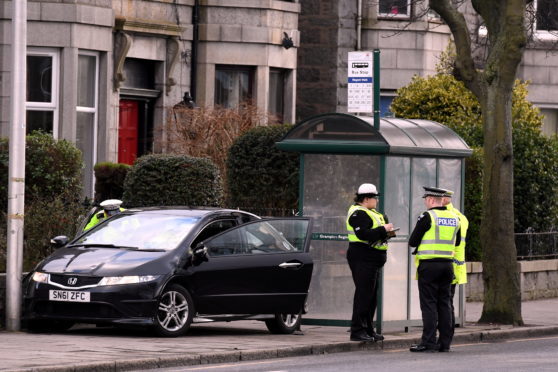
left=23, top=278, right=162, bottom=326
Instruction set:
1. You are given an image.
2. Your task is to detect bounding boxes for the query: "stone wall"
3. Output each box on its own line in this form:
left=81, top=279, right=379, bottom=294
left=465, top=259, right=558, bottom=301
left=0, top=273, right=5, bottom=327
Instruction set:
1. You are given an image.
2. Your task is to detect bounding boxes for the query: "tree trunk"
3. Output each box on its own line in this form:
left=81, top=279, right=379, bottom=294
left=478, top=83, right=523, bottom=325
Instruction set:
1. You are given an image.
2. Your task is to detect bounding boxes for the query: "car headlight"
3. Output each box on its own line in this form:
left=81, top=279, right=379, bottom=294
left=98, top=275, right=160, bottom=286
left=32, top=272, right=49, bottom=283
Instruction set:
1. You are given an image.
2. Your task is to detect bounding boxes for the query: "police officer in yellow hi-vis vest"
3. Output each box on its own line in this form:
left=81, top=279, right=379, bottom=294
left=83, top=199, right=125, bottom=231
left=441, top=188, right=469, bottom=343
left=409, top=186, right=461, bottom=352
left=346, top=183, right=396, bottom=342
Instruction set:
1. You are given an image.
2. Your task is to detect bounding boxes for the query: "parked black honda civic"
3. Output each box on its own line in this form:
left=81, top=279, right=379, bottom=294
left=22, top=207, right=313, bottom=337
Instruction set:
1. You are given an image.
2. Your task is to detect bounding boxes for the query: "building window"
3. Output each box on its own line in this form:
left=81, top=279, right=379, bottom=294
left=379, top=0, right=411, bottom=19
left=76, top=52, right=99, bottom=199
left=535, top=0, right=558, bottom=31
left=26, top=49, right=59, bottom=136
left=380, top=95, right=395, bottom=117
left=269, top=68, right=286, bottom=122
left=215, top=66, right=253, bottom=108
left=540, top=108, right=558, bottom=136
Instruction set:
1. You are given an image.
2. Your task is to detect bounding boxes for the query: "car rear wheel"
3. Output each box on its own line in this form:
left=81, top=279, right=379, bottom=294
left=265, top=313, right=301, bottom=334
left=153, top=284, right=194, bottom=337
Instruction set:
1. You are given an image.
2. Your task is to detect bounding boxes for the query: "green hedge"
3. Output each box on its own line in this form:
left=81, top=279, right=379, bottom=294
left=93, top=162, right=131, bottom=203
left=0, top=196, right=89, bottom=272
left=122, top=154, right=223, bottom=207
left=0, top=132, right=86, bottom=272
left=226, top=125, right=299, bottom=211
left=0, top=132, right=83, bottom=209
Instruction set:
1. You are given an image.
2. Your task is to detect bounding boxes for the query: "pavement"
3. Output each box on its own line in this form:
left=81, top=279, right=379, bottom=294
left=1, top=299, right=558, bottom=372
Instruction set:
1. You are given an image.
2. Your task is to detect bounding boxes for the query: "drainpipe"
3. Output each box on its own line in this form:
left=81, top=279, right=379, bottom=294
left=356, top=0, right=362, bottom=50
left=190, top=0, right=199, bottom=100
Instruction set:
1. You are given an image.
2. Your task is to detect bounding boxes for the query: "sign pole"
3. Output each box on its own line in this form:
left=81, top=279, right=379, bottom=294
left=373, top=49, right=380, bottom=130
left=6, top=0, right=27, bottom=331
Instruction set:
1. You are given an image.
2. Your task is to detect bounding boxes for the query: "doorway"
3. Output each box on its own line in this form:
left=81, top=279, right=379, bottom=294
left=118, top=99, right=138, bottom=165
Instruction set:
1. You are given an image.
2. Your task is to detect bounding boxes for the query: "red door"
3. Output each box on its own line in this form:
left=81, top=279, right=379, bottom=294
left=118, top=100, right=139, bottom=165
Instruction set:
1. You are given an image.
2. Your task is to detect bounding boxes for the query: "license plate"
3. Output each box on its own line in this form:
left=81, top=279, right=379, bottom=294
left=49, top=290, right=90, bottom=302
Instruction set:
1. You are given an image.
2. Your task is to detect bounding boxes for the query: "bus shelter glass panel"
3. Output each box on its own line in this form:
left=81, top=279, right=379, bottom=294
left=409, top=157, right=438, bottom=320
left=438, top=158, right=463, bottom=203
left=438, top=157, right=466, bottom=324
left=382, top=156, right=411, bottom=321
left=384, top=156, right=411, bottom=235
left=383, top=240, right=410, bottom=321
left=303, top=154, right=380, bottom=319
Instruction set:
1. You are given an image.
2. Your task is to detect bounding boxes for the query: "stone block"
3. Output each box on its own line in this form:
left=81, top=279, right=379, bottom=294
left=240, top=349, right=278, bottom=361
left=520, top=259, right=558, bottom=273
left=155, top=355, right=201, bottom=368
left=40, top=2, right=78, bottom=23
left=377, top=30, right=417, bottom=49
left=396, top=49, right=425, bottom=69
left=277, top=345, right=313, bottom=358
left=241, top=25, right=272, bottom=43
left=200, top=351, right=240, bottom=364
left=199, top=24, right=221, bottom=41
left=220, top=24, right=242, bottom=42
left=71, top=24, right=113, bottom=50
left=29, top=22, right=73, bottom=47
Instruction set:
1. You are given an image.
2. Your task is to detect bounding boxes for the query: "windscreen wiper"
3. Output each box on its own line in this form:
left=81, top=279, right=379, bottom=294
left=67, top=243, right=165, bottom=252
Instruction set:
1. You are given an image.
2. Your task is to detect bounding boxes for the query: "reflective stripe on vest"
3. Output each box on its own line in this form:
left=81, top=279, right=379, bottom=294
left=416, top=209, right=459, bottom=260
left=447, top=203, right=469, bottom=284
left=346, top=205, right=388, bottom=251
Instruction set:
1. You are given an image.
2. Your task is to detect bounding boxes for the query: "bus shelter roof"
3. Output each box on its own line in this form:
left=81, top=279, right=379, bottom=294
left=276, top=113, right=472, bottom=157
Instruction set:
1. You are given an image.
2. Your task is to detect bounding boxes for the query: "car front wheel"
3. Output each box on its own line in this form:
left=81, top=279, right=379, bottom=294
left=265, top=313, right=301, bottom=334
left=153, top=284, right=194, bottom=337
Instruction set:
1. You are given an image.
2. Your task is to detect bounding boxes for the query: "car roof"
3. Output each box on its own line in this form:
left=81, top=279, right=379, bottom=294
left=120, top=206, right=259, bottom=219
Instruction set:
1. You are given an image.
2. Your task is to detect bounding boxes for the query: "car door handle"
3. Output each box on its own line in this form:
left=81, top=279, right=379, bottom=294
left=279, top=262, right=303, bottom=269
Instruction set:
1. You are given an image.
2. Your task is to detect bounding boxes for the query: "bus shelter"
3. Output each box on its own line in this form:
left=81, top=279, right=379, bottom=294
left=276, top=113, right=473, bottom=331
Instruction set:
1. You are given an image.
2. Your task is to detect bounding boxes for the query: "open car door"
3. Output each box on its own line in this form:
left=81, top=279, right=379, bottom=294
left=189, top=218, right=313, bottom=315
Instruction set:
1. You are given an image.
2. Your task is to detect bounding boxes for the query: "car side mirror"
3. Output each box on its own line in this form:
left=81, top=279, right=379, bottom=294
left=50, top=235, right=69, bottom=248
left=192, top=243, right=209, bottom=265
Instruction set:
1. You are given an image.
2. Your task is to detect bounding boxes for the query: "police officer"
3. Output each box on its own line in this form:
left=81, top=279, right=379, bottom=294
left=346, top=183, right=395, bottom=342
left=409, top=186, right=460, bottom=352
left=83, top=199, right=125, bottom=231
left=441, top=189, right=469, bottom=343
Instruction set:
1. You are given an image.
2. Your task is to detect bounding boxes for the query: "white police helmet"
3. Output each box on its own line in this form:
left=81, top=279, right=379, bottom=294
left=357, top=183, right=379, bottom=197
left=100, top=199, right=123, bottom=216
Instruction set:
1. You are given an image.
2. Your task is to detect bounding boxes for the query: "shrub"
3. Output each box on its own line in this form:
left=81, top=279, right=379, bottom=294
left=226, top=125, right=299, bottom=212
left=0, top=133, right=85, bottom=271
left=0, top=132, right=83, bottom=210
left=93, top=162, right=131, bottom=203
left=168, top=102, right=281, bottom=182
left=122, top=154, right=223, bottom=207
left=0, top=195, right=89, bottom=272
left=391, top=75, right=558, bottom=259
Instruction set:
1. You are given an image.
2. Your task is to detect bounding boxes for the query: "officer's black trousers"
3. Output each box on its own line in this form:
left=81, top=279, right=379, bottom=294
left=417, top=260, right=454, bottom=349
left=347, top=250, right=386, bottom=335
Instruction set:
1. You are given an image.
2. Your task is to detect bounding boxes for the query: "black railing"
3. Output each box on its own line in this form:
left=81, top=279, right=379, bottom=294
left=515, top=229, right=558, bottom=260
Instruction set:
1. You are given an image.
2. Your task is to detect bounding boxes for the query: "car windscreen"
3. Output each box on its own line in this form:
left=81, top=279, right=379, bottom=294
left=73, top=213, right=201, bottom=251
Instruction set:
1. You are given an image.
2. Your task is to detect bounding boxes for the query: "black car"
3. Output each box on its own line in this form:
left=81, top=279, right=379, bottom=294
left=22, top=207, right=313, bottom=337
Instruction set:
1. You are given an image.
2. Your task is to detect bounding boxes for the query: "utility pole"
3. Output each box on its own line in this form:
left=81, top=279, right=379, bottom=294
left=6, top=0, right=28, bottom=331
